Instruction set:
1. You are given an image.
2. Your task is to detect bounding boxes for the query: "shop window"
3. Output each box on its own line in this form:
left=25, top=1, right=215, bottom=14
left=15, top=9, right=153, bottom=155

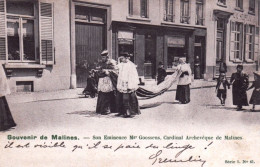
left=7, top=1, right=36, bottom=61
left=118, top=30, right=135, bottom=63
left=235, top=0, right=243, bottom=11
left=230, top=22, right=243, bottom=61
left=129, top=0, right=148, bottom=18
left=249, top=0, right=255, bottom=14
left=196, top=0, right=204, bottom=25
left=164, top=0, right=174, bottom=22
left=245, top=25, right=255, bottom=61
left=180, top=0, right=190, bottom=24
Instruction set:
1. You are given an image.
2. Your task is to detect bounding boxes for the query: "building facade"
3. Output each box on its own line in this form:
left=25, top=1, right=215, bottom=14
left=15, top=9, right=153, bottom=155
left=0, top=0, right=259, bottom=92
left=206, top=0, right=260, bottom=79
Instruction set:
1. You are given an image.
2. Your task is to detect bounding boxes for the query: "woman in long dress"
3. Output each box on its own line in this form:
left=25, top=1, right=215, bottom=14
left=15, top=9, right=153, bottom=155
left=230, top=65, right=249, bottom=111
left=247, top=72, right=260, bottom=111
left=175, top=58, right=192, bottom=104
left=0, top=65, right=16, bottom=131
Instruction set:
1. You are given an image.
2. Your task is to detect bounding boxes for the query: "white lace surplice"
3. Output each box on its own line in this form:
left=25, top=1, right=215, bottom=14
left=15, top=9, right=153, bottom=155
left=117, top=61, right=139, bottom=93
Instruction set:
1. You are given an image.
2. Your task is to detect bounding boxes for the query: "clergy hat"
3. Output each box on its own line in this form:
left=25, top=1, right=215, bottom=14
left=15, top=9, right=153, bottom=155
left=101, top=50, right=108, bottom=56
left=158, top=62, right=163, bottom=65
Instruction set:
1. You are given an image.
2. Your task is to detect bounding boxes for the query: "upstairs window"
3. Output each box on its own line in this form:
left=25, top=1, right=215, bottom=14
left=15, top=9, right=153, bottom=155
left=6, top=1, right=36, bottom=61
left=129, top=0, right=148, bottom=18
left=164, top=0, right=174, bottom=22
left=245, top=25, right=255, bottom=61
left=236, top=0, right=243, bottom=10
left=196, top=0, right=204, bottom=25
left=249, top=0, right=255, bottom=14
left=230, top=22, right=243, bottom=61
left=180, top=0, right=190, bottom=24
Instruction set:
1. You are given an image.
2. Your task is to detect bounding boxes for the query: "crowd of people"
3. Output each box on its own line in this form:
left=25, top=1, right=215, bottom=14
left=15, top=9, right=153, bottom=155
left=1, top=50, right=260, bottom=131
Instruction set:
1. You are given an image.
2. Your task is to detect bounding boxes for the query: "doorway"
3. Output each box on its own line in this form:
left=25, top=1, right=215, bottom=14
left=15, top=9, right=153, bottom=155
left=75, top=5, right=106, bottom=87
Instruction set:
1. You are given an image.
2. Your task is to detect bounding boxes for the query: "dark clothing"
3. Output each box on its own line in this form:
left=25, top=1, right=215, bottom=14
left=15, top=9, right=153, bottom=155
left=0, top=96, right=16, bottom=131
left=96, top=91, right=117, bottom=114
left=216, top=79, right=230, bottom=91
left=95, top=60, right=117, bottom=114
left=219, top=62, right=227, bottom=73
left=248, top=81, right=260, bottom=105
left=157, top=68, right=167, bottom=85
left=83, top=77, right=97, bottom=98
left=116, top=91, right=140, bottom=116
left=230, top=72, right=249, bottom=106
left=217, top=89, right=227, bottom=99
left=175, top=85, right=190, bottom=104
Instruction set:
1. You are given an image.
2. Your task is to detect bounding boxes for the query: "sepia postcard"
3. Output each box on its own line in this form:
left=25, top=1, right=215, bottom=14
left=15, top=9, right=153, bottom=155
left=1, top=0, right=260, bottom=166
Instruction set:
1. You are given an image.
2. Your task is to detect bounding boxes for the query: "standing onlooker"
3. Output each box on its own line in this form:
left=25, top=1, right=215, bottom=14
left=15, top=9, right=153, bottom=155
left=230, top=65, right=249, bottom=111
left=157, top=62, right=167, bottom=85
left=116, top=53, right=140, bottom=118
left=175, top=58, right=192, bottom=104
left=82, top=70, right=97, bottom=98
left=216, top=73, right=230, bottom=106
left=247, top=72, right=260, bottom=111
left=96, top=50, right=117, bottom=115
left=0, top=65, right=16, bottom=131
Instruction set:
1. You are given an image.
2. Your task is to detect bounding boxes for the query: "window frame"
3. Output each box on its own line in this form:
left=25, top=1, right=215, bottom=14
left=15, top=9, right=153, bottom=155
left=235, top=0, right=243, bottom=11
left=164, top=0, right=175, bottom=22
left=180, top=0, right=190, bottom=24
left=230, top=22, right=244, bottom=62
left=6, top=1, right=38, bottom=62
left=195, top=0, right=204, bottom=25
left=128, top=0, right=148, bottom=18
left=244, top=24, right=255, bottom=61
left=248, top=0, right=255, bottom=15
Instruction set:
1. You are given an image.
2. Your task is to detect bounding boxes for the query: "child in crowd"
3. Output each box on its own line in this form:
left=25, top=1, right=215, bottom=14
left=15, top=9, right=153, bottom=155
left=157, top=62, right=167, bottom=85
left=216, top=73, right=230, bottom=106
left=247, top=72, right=260, bottom=111
left=82, top=70, right=98, bottom=98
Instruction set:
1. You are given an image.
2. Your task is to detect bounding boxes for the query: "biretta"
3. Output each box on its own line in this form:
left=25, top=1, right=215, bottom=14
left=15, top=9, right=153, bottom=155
left=101, top=50, right=108, bottom=56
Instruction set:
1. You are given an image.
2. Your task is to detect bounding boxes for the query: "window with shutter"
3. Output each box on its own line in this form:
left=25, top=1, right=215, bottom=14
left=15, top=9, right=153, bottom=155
left=6, top=0, right=36, bottom=62
left=230, top=22, right=235, bottom=61
left=39, top=1, right=54, bottom=65
left=0, top=0, right=6, bottom=60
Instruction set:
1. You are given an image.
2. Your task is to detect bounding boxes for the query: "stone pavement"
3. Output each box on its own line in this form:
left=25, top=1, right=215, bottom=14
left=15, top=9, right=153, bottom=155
left=7, top=79, right=216, bottom=104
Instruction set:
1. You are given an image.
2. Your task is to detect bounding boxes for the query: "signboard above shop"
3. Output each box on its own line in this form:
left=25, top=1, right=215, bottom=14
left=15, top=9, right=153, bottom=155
left=167, top=36, right=185, bottom=47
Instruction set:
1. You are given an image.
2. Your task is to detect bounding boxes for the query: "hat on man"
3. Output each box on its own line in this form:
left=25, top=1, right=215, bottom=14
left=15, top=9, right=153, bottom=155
left=101, top=50, right=108, bottom=56
left=158, top=62, right=163, bottom=65
left=236, top=64, right=243, bottom=69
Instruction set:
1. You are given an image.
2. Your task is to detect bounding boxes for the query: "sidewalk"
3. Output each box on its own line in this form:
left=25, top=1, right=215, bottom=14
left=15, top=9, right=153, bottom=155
left=7, top=79, right=216, bottom=104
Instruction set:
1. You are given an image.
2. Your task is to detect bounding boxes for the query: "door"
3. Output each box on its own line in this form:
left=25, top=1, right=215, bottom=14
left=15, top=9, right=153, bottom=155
left=144, top=33, right=156, bottom=79
left=75, top=6, right=106, bottom=88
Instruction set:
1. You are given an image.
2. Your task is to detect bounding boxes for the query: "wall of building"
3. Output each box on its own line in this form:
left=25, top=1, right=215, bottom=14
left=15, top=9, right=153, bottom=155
left=204, top=0, right=260, bottom=80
